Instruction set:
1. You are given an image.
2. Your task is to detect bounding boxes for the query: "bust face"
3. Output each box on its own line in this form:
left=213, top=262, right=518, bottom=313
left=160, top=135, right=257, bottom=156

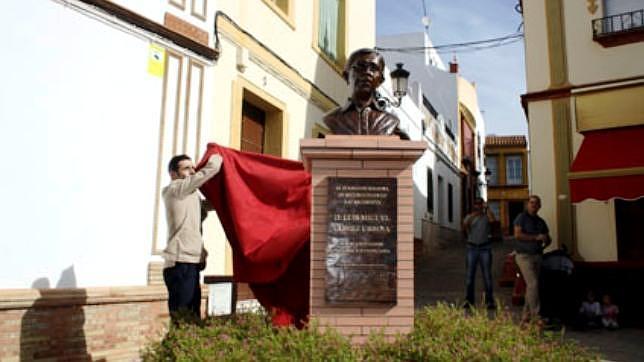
left=348, top=52, right=384, bottom=98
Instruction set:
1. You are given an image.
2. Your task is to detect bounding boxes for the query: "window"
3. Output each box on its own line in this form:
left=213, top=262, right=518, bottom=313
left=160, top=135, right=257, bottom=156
left=594, top=0, right=643, bottom=46
left=487, top=201, right=500, bottom=219
left=448, top=183, right=453, bottom=223
left=316, top=0, right=345, bottom=63
left=271, top=0, right=289, bottom=13
left=262, top=0, right=294, bottom=27
left=604, top=0, right=643, bottom=16
left=506, top=155, right=523, bottom=185
left=427, top=168, right=434, bottom=213
left=486, top=155, right=498, bottom=186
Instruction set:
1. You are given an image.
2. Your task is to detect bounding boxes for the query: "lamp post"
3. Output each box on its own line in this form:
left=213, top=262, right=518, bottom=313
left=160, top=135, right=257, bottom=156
left=390, top=63, right=410, bottom=106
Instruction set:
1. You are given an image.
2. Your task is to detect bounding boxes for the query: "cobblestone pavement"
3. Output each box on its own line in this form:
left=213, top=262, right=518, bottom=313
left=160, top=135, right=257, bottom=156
left=414, top=237, right=644, bottom=362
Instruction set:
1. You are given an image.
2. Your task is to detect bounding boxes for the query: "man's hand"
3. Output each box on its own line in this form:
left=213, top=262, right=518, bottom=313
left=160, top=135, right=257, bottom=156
left=207, top=154, right=223, bottom=174
left=198, top=261, right=206, bottom=271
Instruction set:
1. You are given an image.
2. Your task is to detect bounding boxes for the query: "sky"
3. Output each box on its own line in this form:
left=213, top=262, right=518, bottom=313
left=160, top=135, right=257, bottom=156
left=377, top=0, right=527, bottom=136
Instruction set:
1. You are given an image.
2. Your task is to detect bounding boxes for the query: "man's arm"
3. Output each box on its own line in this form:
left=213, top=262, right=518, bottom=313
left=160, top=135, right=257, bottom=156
left=542, top=220, right=552, bottom=246
left=462, top=213, right=473, bottom=234
left=484, top=203, right=496, bottom=223
left=513, top=225, right=548, bottom=243
left=514, top=225, right=537, bottom=242
left=169, top=154, right=223, bottom=199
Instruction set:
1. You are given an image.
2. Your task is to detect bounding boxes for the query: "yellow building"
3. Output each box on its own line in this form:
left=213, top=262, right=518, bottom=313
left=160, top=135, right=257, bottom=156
left=484, top=136, right=529, bottom=235
left=521, top=0, right=644, bottom=325
left=521, top=0, right=644, bottom=261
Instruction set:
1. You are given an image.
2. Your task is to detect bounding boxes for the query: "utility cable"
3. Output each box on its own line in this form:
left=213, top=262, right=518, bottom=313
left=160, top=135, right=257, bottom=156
left=376, top=32, right=524, bottom=54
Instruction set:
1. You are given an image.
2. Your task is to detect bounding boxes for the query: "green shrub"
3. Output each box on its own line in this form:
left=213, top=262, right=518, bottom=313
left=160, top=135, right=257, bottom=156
left=142, top=311, right=356, bottom=361
left=142, top=304, right=597, bottom=361
left=361, top=303, right=596, bottom=361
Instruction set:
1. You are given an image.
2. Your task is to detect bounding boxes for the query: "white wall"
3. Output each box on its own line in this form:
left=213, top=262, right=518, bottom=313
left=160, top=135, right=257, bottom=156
left=378, top=33, right=462, bottom=233
left=0, top=0, right=163, bottom=288
left=383, top=78, right=426, bottom=238
left=377, top=33, right=459, bottom=129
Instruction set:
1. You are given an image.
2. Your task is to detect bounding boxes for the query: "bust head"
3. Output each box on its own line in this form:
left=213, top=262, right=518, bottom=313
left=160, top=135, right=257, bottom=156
left=343, top=48, right=385, bottom=102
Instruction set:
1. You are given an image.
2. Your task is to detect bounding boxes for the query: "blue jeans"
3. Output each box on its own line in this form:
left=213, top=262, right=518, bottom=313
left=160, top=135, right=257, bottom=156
left=465, top=246, right=495, bottom=307
left=163, top=262, right=201, bottom=319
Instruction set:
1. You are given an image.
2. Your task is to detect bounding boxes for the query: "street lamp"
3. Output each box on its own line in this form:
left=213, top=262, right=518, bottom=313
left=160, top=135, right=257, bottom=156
left=375, top=62, right=410, bottom=110
left=390, top=63, right=410, bottom=105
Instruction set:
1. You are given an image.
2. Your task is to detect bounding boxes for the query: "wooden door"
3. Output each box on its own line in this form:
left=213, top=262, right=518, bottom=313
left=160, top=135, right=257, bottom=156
left=241, top=101, right=265, bottom=154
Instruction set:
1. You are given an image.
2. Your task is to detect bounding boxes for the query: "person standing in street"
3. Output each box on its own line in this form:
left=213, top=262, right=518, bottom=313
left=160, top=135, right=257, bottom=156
left=513, top=194, right=551, bottom=325
left=463, top=197, right=497, bottom=309
left=162, top=154, right=222, bottom=321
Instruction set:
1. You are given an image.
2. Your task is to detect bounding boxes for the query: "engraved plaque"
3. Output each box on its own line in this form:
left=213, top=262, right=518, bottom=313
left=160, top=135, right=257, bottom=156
left=326, top=177, right=397, bottom=305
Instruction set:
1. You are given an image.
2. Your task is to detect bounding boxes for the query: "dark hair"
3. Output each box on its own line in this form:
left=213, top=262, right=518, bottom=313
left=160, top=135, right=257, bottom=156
left=168, top=154, right=191, bottom=173
left=342, top=48, right=385, bottom=82
left=528, top=195, right=542, bottom=204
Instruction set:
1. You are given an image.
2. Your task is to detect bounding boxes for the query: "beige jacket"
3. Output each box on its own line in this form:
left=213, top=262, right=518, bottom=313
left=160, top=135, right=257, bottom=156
left=162, top=155, right=222, bottom=268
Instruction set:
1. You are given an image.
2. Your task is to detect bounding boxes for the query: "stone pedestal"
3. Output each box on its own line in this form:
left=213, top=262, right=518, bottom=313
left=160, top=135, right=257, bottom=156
left=301, top=135, right=426, bottom=343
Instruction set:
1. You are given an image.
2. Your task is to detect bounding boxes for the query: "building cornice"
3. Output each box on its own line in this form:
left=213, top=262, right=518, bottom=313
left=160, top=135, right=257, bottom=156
left=520, top=74, right=644, bottom=113
left=76, top=0, right=219, bottom=60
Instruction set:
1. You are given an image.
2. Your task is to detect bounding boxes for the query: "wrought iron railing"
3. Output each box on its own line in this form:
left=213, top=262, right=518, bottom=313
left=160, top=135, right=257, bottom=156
left=593, top=9, right=644, bottom=38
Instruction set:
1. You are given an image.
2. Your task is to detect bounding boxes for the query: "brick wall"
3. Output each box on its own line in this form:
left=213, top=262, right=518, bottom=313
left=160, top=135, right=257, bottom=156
left=0, top=286, right=201, bottom=361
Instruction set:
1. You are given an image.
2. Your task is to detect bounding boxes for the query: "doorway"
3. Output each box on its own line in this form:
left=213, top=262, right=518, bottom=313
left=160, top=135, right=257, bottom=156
left=508, top=201, right=524, bottom=234
left=437, top=176, right=444, bottom=225
left=241, top=101, right=266, bottom=154
left=616, top=197, right=644, bottom=261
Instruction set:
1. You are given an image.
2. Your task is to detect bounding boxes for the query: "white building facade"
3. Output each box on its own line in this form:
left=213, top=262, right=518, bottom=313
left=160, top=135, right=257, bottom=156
left=1, top=0, right=374, bottom=289
left=377, top=32, right=487, bottom=246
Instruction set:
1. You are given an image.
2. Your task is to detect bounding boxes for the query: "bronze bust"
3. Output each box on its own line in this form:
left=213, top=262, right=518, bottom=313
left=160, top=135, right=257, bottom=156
left=323, top=48, right=409, bottom=140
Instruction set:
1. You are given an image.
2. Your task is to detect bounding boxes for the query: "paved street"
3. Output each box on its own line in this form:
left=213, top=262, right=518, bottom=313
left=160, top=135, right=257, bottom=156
left=414, top=237, right=644, bottom=362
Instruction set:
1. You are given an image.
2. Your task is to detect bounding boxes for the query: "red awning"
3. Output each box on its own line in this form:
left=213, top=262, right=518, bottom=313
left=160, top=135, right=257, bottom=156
left=569, top=126, right=644, bottom=203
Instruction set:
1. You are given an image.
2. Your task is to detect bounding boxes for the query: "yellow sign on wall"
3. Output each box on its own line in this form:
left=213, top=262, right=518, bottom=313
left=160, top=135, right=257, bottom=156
left=147, top=43, right=166, bottom=77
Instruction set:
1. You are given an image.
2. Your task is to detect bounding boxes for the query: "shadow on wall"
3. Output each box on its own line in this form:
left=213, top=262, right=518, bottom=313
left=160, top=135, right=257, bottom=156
left=20, top=266, right=92, bottom=361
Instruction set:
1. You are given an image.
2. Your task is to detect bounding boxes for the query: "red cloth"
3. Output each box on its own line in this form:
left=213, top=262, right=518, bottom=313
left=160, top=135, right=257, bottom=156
left=197, top=144, right=310, bottom=327
left=569, top=126, right=644, bottom=202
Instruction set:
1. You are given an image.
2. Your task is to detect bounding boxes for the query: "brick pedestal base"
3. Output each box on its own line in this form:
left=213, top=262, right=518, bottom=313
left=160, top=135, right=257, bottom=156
left=301, top=136, right=425, bottom=343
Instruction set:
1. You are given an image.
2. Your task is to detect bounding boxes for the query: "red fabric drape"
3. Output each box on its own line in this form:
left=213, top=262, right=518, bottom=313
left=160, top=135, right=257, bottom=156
left=197, top=143, right=311, bottom=327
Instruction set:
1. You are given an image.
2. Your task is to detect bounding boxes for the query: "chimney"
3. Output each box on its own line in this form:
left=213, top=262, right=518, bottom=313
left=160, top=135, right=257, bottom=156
left=449, top=56, right=458, bottom=73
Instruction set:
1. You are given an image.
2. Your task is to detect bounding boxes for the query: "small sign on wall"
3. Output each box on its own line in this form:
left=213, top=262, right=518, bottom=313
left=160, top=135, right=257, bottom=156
left=147, top=43, right=166, bottom=77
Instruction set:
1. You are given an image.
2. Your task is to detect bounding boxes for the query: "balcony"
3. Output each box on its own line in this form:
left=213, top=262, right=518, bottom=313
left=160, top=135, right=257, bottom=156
left=593, top=9, right=644, bottom=47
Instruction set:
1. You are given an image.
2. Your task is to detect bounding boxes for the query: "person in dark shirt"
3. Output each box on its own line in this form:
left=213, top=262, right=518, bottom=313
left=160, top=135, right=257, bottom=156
left=513, top=195, right=551, bottom=325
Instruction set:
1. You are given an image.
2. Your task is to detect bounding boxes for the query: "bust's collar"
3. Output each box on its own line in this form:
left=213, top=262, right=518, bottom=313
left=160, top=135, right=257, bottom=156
left=340, top=97, right=379, bottom=113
